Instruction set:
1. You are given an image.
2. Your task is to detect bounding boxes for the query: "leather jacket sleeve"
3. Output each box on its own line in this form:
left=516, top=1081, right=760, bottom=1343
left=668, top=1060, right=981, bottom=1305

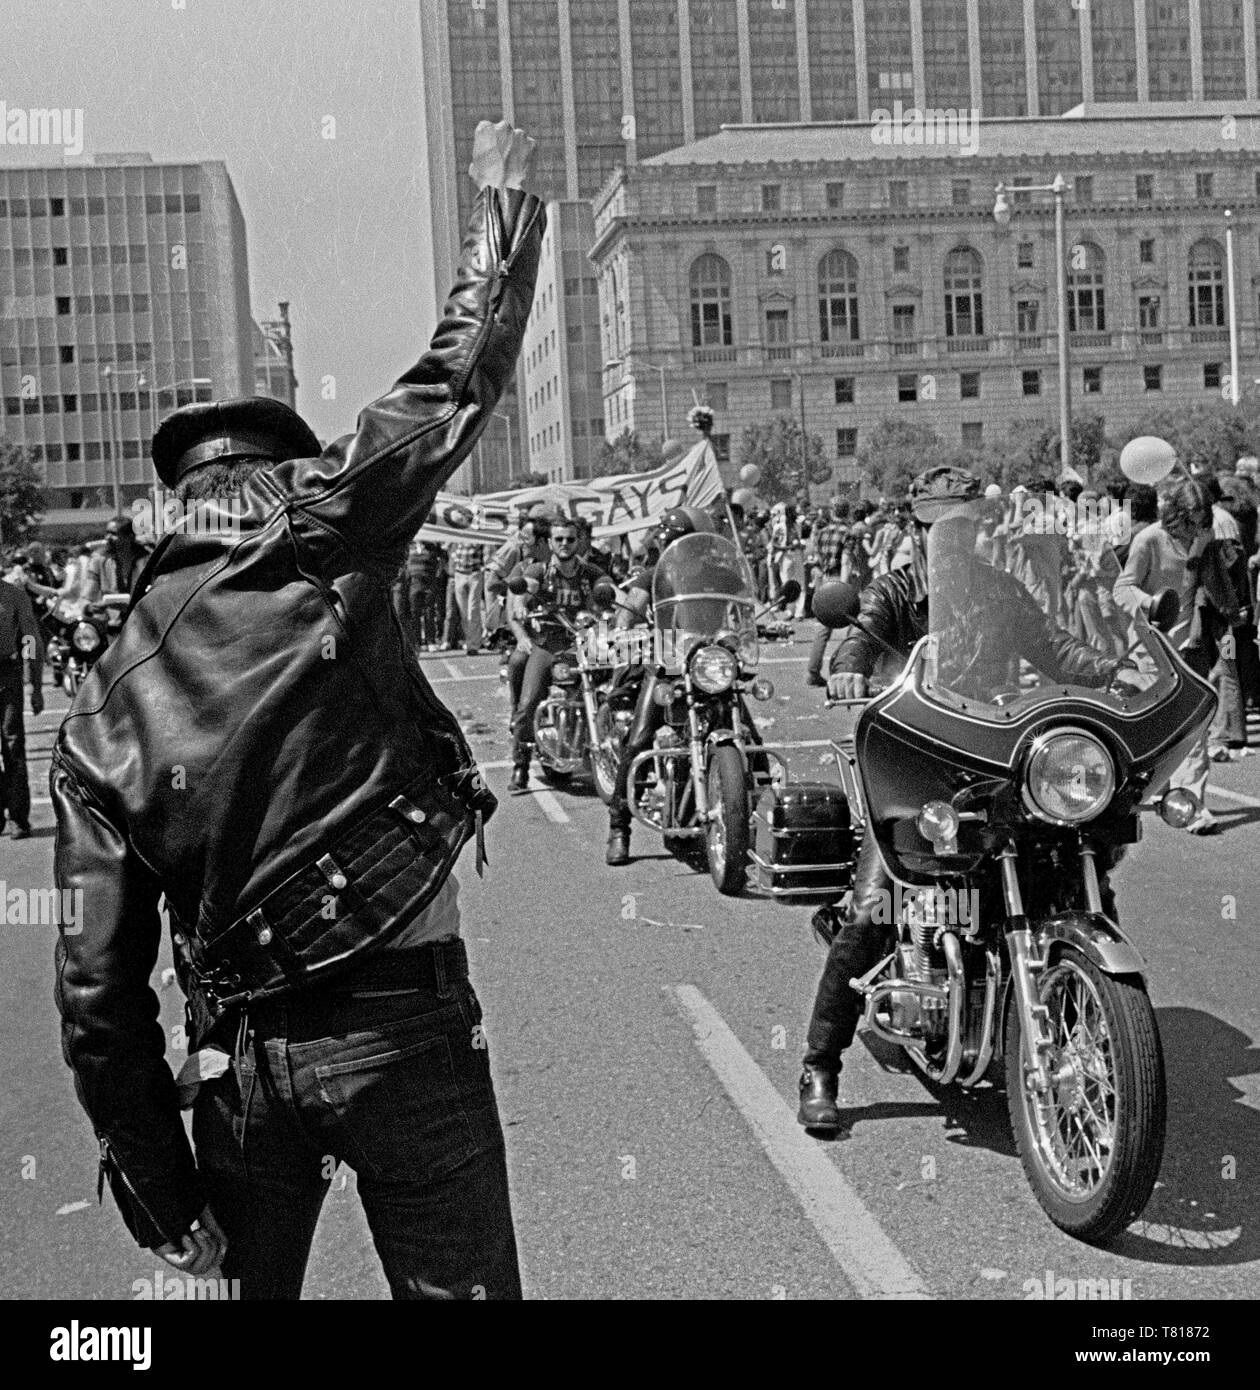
left=274, top=186, right=546, bottom=555
left=1000, top=571, right=1117, bottom=687
left=830, top=572, right=917, bottom=676
left=51, top=758, right=206, bottom=1248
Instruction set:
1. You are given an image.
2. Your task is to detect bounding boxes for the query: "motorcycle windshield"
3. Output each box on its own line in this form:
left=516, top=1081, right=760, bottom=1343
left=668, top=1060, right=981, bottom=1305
left=652, top=533, right=759, bottom=672
left=921, top=498, right=1178, bottom=721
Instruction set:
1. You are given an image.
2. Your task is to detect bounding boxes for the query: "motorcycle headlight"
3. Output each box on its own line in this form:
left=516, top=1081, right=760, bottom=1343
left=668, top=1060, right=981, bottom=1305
left=1023, top=730, right=1115, bottom=824
left=689, top=644, right=737, bottom=694
left=72, top=621, right=101, bottom=654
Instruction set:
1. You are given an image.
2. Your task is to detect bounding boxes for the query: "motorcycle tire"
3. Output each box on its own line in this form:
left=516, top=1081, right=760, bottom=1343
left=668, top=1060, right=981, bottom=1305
left=591, top=707, right=620, bottom=806
left=1004, top=945, right=1166, bottom=1245
left=705, top=743, right=751, bottom=897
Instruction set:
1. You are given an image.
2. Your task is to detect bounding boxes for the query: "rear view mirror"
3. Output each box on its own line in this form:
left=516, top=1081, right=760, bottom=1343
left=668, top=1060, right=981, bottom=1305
left=506, top=574, right=529, bottom=595
left=591, top=578, right=619, bottom=612
left=811, top=580, right=861, bottom=628
left=1150, top=587, right=1180, bottom=633
left=776, top=579, right=802, bottom=608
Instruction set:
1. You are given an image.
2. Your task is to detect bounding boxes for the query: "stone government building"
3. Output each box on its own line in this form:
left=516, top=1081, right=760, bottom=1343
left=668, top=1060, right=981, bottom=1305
left=588, top=105, right=1260, bottom=489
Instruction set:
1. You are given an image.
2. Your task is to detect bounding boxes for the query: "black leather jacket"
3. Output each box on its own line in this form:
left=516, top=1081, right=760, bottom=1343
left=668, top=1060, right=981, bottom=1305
left=51, top=185, right=545, bottom=1248
left=830, top=557, right=1119, bottom=690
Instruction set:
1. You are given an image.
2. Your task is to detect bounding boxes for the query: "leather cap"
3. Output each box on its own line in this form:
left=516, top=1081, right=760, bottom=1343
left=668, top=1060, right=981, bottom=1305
left=151, top=396, right=321, bottom=487
left=909, top=465, right=983, bottom=524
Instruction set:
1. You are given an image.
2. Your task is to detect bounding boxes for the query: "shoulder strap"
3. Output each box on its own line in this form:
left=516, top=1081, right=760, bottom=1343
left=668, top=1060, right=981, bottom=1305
left=123, top=532, right=179, bottom=619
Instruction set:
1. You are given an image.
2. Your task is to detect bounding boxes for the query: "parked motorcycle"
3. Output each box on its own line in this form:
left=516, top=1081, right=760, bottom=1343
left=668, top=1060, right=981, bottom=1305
left=506, top=572, right=619, bottom=790
left=791, top=525, right=1214, bottom=1243
left=622, top=532, right=793, bottom=895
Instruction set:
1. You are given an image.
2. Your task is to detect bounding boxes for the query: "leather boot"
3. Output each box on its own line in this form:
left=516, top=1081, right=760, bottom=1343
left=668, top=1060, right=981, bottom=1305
left=797, top=1063, right=842, bottom=1131
left=606, top=828, right=631, bottom=866
left=509, top=760, right=530, bottom=792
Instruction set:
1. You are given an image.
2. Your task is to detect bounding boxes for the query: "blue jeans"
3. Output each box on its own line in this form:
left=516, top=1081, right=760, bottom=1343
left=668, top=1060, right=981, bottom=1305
left=192, top=945, right=521, bottom=1299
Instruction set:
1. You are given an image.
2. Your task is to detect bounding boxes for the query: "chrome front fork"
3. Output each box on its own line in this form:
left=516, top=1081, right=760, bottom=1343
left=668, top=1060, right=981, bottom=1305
left=685, top=674, right=710, bottom=820
left=999, top=843, right=1054, bottom=1096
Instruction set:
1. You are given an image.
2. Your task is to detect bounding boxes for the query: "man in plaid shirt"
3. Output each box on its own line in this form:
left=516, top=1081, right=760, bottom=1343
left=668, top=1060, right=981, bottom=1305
left=806, top=504, right=849, bottom=687
left=446, top=538, right=491, bottom=655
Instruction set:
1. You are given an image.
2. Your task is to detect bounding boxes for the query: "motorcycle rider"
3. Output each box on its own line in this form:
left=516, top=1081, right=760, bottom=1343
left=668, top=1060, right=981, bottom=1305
left=507, top=516, right=604, bottom=791
left=604, top=507, right=702, bottom=866
left=799, top=465, right=1133, bottom=1132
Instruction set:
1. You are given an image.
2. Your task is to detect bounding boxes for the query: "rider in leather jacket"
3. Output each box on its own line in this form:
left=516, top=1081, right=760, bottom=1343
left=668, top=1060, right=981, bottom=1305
left=799, top=466, right=1129, bottom=1132
left=51, top=134, right=545, bottom=1253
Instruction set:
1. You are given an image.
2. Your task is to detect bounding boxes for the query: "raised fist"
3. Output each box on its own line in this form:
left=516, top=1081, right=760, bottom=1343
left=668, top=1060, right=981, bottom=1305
left=468, top=119, right=537, bottom=192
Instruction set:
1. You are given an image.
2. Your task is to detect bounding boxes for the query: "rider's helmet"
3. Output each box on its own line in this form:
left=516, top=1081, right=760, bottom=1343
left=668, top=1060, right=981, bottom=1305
left=654, top=506, right=697, bottom=551
left=908, top=465, right=984, bottom=525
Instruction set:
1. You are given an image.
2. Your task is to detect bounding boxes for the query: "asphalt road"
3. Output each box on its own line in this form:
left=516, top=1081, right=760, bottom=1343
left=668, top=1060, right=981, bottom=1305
left=3, top=633, right=1258, bottom=1300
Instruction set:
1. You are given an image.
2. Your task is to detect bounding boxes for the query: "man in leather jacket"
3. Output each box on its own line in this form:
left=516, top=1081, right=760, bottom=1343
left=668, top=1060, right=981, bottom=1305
left=799, top=466, right=1129, bottom=1132
left=51, top=120, right=544, bottom=1298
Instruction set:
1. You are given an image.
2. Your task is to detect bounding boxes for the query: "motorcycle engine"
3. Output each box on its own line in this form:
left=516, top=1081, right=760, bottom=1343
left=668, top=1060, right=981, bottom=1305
left=887, top=891, right=949, bottom=1040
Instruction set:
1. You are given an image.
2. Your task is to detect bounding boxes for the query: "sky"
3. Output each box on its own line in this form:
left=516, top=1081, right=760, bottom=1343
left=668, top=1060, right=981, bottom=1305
left=0, top=0, right=444, bottom=441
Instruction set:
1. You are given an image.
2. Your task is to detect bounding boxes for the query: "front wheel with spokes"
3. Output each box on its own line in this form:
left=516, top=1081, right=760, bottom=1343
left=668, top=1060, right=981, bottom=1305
left=1004, top=946, right=1165, bottom=1244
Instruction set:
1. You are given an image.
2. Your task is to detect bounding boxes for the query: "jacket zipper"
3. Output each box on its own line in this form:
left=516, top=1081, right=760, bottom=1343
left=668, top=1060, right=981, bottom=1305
left=98, top=1135, right=174, bottom=1241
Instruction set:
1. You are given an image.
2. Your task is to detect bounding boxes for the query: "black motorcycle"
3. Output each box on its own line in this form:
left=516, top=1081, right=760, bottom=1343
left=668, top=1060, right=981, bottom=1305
left=785, top=522, right=1215, bottom=1244
left=42, top=597, right=120, bottom=696
left=620, top=532, right=792, bottom=895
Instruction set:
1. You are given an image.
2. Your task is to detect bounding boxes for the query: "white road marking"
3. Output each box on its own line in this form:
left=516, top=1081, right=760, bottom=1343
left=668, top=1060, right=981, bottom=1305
left=532, top=788, right=571, bottom=824
left=431, top=672, right=501, bottom=683
left=441, top=659, right=463, bottom=680
left=667, top=983, right=932, bottom=1301
left=1206, top=783, right=1260, bottom=808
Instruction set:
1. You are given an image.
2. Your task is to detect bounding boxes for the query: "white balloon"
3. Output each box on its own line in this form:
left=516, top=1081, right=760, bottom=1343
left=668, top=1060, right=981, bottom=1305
left=1119, top=436, right=1178, bottom=485
left=730, top=487, right=755, bottom=509
left=739, top=463, right=761, bottom=487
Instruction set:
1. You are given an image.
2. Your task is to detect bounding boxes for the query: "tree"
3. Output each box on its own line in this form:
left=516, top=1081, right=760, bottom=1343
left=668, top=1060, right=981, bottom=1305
left=1128, top=395, right=1260, bottom=475
left=854, top=416, right=954, bottom=498
left=590, top=428, right=666, bottom=478
left=1024, top=413, right=1108, bottom=485
left=507, top=470, right=549, bottom=489
left=0, top=439, right=45, bottom=548
left=737, top=414, right=829, bottom=503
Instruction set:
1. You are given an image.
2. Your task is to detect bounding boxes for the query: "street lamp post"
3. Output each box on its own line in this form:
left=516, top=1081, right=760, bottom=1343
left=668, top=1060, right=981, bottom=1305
left=1225, top=208, right=1241, bottom=407
left=100, top=365, right=147, bottom=516
left=790, top=369, right=810, bottom=506
left=649, top=363, right=669, bottom=438
left=995, top=174, right=1074, bottom=480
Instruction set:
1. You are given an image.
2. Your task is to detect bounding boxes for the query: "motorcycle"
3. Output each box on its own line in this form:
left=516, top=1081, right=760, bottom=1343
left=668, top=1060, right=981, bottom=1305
left=42, top=595, right=126, bottom=696
left=506, top=572, right=619, bottom=790
left=792, top=520, right=1215, bottom=1243
left=622, top=532, right=794, bottom=895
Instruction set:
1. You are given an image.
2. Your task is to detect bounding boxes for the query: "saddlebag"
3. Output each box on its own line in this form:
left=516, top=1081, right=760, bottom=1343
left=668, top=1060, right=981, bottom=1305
left=748, top=781, right=855, bottom=900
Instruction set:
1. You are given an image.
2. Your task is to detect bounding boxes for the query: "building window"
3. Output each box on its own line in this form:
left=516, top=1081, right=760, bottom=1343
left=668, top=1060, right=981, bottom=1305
left=690, top=253, right=733, bottom=347
left=711, top=433, right=730, bottom=464
left=55, top=296, right=71, bottom=315
left=62, top=394, right=78, bottom=412
left=835, top=427, right=858, bottom=457
left=1067, top=243, right=1106, bottom=332
left=1139, top=294, right=1161, bottom=329
left=49, top=196, right=64, bottom=216
left=764, top=307, right=790, bottom=348
left=960, top=371, right=980, bottom=399
left=53, top=246, right=68, bottom=266
left=943, top=247, right=984, bottom=337
left=1022, top=369, right=1041, bottom=396
left=1083, top=366, right=1102, bottom=395
left=961, top=422, right=983, bottom=448
left=818, top=248, right=860, bottom=342
left=1196, top=172, right=1214, bottom=200
left=825, top=181, right=845, bottom=209
left=1016, top=300, right=1040, bottom=334
left=1144, top=365, right=1163, bottom=392
left=697, top=184, right=717, bottom=213
left=1017, top=240, right=1035, bottom=269
left=1188, top=240, right=1225, bottom=327
left=707, top=382, right=728, bottom=413
left=765, top=248, right=785, bottom=276
left=888, top=180, right=909, bottom=209
left=59, top=345, right=74, bottom=363
left=892, top=245, right=910, bottom=274
left=951, top=180, right=971, bottom=207
left=1204, top=362, right=1222, bottom=390
left=770, top=378, right=793, bottom=411
left=1074, top=174, right=1093, bottom=204
left=834, top=376, right=855, bottom=405
left=891, top=303, right=916, bottom=342
left=897, top=373, right=918, bottom=403
left=1135, top=173, right=1154, bottom=202
left=1138, top=237, right=1155, bottom=265
left=761, top=183, right=781, bottom=212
